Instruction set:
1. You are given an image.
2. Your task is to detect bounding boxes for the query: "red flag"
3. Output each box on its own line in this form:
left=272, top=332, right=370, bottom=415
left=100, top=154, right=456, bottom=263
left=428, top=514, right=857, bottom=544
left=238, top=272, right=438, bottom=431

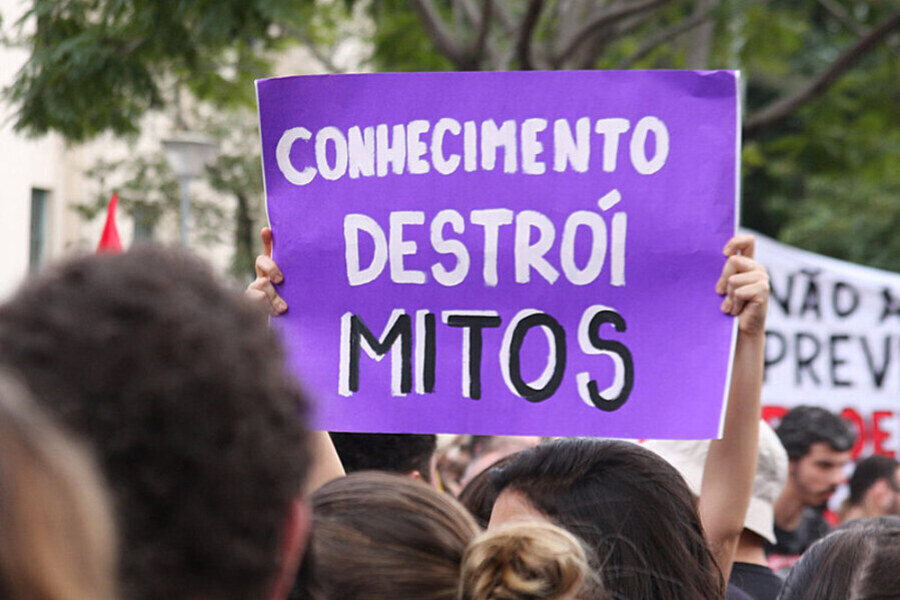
left=97, top=193, right=123, bottom=254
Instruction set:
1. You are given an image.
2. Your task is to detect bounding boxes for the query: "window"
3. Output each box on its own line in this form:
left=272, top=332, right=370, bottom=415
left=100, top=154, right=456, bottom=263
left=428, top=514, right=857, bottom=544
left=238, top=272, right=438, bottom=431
left=29, top=188, right=49, bottom=271
left=132, top=204, right=156, bottom=243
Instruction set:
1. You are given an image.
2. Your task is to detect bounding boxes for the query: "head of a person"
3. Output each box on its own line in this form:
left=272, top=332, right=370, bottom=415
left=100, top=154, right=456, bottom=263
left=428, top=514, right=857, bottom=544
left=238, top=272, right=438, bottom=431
left=295, top=471, right=593, bottom=600
left=0, top=246, right=312, bottom=600
left=460, top=435, right=542, bottom=488
left=847, top=455, right=900, bottom=517
left=776, top=406, right=856, bottom=507
left=329, top=432, right=437, bottom=482
left=644, top=420, right=789, bottom=546
left=458, top=453, right=515, bottom=529
left=489, top=438, right=723, bottom=600
left=0, top=371, right=116, bottom=600
left=777, top=516, right=900, bottom=600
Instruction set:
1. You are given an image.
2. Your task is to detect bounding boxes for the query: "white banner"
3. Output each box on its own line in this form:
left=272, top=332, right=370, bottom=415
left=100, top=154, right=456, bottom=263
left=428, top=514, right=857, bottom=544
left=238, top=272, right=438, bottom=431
left=753, top=231, right=900, bottom=457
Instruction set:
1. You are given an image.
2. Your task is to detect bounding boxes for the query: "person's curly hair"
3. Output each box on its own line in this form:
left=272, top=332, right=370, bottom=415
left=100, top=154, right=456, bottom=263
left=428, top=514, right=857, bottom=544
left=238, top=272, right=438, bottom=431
left=0, top=246, right=311, bottom=600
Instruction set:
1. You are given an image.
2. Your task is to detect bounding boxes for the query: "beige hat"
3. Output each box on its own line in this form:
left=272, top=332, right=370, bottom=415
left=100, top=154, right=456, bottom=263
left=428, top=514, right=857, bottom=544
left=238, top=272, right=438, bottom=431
left=642, top=420, right=788, bottom=544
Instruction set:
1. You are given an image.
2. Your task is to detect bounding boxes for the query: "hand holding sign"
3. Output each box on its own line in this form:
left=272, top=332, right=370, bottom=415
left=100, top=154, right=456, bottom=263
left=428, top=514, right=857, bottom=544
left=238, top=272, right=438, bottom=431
left=717, top=234, right=770, bottom=336
left=702, top=234, right=769, bottom=577
left=247, top=227, right=288, bottom=316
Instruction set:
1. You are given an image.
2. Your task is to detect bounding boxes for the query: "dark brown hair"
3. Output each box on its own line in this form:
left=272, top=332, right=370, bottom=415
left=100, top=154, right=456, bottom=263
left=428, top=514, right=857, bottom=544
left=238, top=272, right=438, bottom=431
left=329, top=432, right=437, bottom=481
left=0, top=246, right=311, bottom=600
left=458, top=453, right=514, bottom=529
left=491, top=438, right=724, bottom=600
left=777, top=516, right=900, bottom=600
left=294, top=472, right=594, bottom=600
left=847, top=455, right=899, bottom=505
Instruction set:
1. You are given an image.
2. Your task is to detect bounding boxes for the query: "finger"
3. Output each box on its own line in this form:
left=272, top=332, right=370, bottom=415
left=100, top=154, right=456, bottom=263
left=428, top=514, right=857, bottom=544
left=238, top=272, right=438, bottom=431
left=723, top=234, right=755, bottom=259
left=255, top=254, right=283, bottom=283
left=249, top=277, right=288, bottom=314
left=733, top=280, right=770, bottom=307
left=261, top=227, right=274, bottom=258
left=726, top=271, right=767, bottom=297
left=245, top=289, right=278, bottom=316
left=716, top=255, right=758, bottom=294
left=246, top=288, right=283, bottom=317
left=726, top=270, right=769, bottom=314
left=732, top=281, right=771, bottom=319
left=731, top=292, right=747, bottom=316
left=729, top=280, right=770, bottom=317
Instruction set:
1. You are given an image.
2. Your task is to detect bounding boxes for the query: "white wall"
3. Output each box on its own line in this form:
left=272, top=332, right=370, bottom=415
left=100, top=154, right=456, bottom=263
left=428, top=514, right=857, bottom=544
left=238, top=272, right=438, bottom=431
left=0, top=0, right=370, bottom=297
left=0, top=0, right=71, bottom=298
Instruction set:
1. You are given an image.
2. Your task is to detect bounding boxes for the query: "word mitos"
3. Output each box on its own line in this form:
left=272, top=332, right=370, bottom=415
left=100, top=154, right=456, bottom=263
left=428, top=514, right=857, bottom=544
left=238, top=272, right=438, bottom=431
left=339, top=305, right=634, bottom=411
left=276, top=115, right=669, bottom=185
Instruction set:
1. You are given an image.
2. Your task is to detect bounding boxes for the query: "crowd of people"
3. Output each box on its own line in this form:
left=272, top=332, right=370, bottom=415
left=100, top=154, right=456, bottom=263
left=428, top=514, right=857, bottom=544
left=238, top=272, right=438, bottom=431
left=0, top=232, right=897, bottom=600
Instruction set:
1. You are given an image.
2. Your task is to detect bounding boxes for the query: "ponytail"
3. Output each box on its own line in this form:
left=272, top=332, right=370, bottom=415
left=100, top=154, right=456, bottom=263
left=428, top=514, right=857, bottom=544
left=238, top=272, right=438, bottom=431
left=458, top=522, right=592, bottom=600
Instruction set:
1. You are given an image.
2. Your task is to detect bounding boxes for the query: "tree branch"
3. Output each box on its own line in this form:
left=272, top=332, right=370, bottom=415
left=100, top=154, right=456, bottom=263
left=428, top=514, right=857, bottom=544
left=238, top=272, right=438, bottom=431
left=744, top=10, right=900, bottom=139
left=617, top=4, right=717, bottom=68
left=554, top=0, right=676, bottom=63
left=817, top=0, right=897, bottom=53
left=463, top=0, right=493, bottom=69
left=817, top=0, right=869, bottom=38
left=411, top=0, right=468, bottom=68
left=575, top=10, right=657, bottom=69
left=517, top=0, right=545, bottom=70
left=456, top=0, right=481, bottom=27
left=492, top=1, right=519, bottom=34
left=685, top=0, right=718, bottom=69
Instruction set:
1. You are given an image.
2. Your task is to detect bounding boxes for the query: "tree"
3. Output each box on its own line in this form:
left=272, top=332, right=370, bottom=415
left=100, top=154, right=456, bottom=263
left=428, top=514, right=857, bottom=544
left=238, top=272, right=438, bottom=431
left=1, top=0, right=327, bottom=278
left=351, top=0, right=899, bottom=270
left=4, top=0, right=898, bottom=269
left=2, top=0, right=317, bottom=141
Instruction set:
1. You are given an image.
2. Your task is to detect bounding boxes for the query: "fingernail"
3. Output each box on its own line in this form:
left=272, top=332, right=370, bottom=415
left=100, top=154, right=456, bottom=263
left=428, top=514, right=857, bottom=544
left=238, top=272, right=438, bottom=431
left=276, top=300, right=287, bottom=312
left=274, top=274, right=283, bottom=284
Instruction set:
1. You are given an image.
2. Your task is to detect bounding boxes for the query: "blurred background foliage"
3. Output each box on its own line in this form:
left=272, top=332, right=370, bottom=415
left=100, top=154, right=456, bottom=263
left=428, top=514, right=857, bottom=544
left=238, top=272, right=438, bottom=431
left=2, top=0, right=897, bottom=275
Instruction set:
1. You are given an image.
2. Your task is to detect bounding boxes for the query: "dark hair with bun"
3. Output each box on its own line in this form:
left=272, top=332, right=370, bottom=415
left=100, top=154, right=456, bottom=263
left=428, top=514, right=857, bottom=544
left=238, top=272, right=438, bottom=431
left=293, top=472, right=596, bottom=600
left=490, top=438, right=722, bottom=600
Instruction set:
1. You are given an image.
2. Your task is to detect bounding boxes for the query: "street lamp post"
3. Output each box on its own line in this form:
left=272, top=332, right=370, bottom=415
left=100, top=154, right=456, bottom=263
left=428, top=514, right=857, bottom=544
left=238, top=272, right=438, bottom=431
left=162, top=133, right=217, bottom=247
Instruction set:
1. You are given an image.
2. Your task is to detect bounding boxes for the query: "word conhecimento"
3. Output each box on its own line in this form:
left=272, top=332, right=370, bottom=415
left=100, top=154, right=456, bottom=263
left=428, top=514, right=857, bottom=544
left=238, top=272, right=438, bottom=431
left=276, top=116, right=669, bottom=185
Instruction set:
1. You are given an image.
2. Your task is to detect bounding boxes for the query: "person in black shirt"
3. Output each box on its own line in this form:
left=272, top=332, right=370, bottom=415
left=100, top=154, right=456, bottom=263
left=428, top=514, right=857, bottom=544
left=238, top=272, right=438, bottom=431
left=766, top=407, right=856, bottom=571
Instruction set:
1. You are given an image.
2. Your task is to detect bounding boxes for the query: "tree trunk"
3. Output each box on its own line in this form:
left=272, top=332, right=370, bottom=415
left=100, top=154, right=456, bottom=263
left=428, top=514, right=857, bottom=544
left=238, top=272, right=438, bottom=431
left=232, top=192, right=256, bottom=281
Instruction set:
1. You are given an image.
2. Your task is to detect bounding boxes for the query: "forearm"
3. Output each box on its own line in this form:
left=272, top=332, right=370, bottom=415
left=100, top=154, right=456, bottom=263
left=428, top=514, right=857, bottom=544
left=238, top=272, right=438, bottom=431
left=700, top=328, right=764, bottom=580
left=303, top=430, right=345, bottom=495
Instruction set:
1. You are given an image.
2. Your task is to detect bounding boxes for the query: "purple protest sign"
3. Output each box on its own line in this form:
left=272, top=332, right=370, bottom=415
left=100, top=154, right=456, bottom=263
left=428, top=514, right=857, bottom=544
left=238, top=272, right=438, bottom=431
left=257, top=70, right=739, bottom=439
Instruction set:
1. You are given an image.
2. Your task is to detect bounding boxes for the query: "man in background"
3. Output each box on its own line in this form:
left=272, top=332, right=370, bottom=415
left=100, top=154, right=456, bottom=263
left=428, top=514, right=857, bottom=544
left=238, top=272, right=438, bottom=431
left=840, top=455, right=900, bottom=522
left=0, top=247, right=312, bottom=600
left=767, top=406, right=856, bottom=569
